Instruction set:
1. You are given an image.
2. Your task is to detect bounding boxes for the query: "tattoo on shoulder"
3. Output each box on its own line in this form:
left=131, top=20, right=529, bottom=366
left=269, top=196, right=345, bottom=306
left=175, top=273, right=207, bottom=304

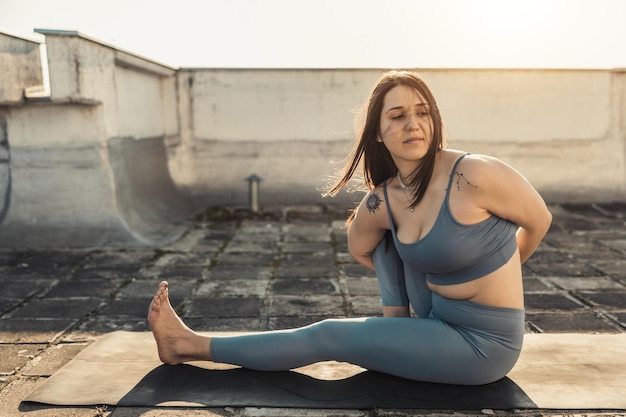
left=454, top=171, right=478, bottom=191
left=365, top=192, right=383, bottom=214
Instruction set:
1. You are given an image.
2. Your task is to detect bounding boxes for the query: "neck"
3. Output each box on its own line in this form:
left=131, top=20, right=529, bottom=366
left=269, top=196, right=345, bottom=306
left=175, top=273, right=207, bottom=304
left=395, top=151, right=441, bottom=188
left=397, top=171, right=415, bottom=190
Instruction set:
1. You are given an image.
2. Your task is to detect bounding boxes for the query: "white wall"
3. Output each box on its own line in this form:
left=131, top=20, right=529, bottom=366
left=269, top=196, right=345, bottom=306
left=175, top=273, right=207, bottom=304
left=189, top=70, right=379, bottom=141
left=171, top=68, right=625, bottom=205
left=427, top=69, right=612, bottom=143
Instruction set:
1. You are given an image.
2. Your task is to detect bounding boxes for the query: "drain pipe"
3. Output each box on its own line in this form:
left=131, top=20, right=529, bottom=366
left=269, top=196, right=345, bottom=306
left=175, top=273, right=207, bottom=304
left=246, top=174, right=262, bottom=213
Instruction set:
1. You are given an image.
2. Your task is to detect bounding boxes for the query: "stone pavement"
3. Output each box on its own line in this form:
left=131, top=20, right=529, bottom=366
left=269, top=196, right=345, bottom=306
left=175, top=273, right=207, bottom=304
left=0, top=203, right=624, bottom=417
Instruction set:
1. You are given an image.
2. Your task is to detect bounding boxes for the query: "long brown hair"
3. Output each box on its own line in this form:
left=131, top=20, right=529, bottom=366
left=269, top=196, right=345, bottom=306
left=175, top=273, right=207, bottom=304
left=324, top=70, right=445, bottom=209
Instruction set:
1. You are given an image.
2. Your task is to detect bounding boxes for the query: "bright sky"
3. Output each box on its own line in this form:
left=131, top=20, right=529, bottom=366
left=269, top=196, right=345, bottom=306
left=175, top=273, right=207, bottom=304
left=1, top=0, right=625, bottom=69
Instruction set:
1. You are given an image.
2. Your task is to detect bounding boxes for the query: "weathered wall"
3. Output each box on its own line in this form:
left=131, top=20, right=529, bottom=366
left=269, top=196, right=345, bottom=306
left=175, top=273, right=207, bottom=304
left=0, top=32, right=43, bottom=103
left=170, top=68, right=626, bottom=205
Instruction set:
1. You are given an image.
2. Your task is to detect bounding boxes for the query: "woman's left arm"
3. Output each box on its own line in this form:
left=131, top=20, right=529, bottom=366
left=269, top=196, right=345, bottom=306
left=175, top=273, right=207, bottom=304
left=474, top=155, right=553, bottom=264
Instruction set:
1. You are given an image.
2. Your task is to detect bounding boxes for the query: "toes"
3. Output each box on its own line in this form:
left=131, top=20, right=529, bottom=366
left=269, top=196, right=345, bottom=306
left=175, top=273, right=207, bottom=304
left=150, top=282, right=169, bottom=309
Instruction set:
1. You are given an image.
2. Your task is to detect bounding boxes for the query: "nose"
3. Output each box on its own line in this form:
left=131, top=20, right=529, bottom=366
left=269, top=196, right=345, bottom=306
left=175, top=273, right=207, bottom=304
left=405, top=114, right=420, bottom=131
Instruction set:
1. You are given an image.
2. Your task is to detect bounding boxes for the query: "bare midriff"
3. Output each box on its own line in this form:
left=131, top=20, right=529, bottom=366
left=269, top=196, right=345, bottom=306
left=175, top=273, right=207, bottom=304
left=426, top=251, right=524, bottom=309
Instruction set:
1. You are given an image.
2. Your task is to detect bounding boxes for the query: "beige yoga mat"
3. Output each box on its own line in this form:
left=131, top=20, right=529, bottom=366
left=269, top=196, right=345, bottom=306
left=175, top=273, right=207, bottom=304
left=24, top=331, right=626, bottom=409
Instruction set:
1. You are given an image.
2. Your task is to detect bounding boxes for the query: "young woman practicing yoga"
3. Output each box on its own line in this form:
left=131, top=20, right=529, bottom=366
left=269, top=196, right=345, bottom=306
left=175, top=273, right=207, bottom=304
left=148, top=70, right=552, bottom=385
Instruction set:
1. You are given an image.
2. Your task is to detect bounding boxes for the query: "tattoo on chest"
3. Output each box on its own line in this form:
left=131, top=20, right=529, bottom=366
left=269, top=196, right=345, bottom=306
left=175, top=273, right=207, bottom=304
left=454, top=171, right=478, bottom=191
left=365, top=192, right=382, bottom=214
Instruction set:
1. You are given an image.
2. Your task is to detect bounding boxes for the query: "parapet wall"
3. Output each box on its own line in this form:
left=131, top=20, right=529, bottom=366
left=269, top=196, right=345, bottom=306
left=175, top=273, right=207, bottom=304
left=0, top=30, right=624, bottom=247
left=171, top=68, right=626, bottom=205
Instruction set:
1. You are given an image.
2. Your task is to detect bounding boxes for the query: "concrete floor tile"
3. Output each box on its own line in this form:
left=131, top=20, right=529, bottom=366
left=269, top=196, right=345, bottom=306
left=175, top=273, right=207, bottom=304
left=345, top=277, right=381, bottom=296
left=44, top=279, right=119, bottom=298
left=0, top=318, right=76, bottom=343
left=592, top=259, right=626, bottom=278
left=578, top=291, right=626, bottom=310
left=216, top=252, right=276, bottom=266
left=224, top=241, right=277, bottom=254
left=268, top=295, right=345, bottom=317
left=527, top=262, right=603, bottom=277
left=526, top=312, right=621, bottom=333
left=282, top=226, right=332, bottom=243
left=98, top=297, right=168, bottom=319
left=9, top=298, right=103, bottom=320
left=349, top=296, right=383, bottom=316
left=71, top=317, right=149, bottom=340
left=269, top=278, right=339, bottom=296
left=275, top=265, right=338, bottom=279
left=154, top=252, right=213, bottom=268
left=208, top=265, right=272, bottom=280
left=187, top=317, right=262, bottom=332
left=0, top=298, right=22, bottom=316
left=187, top=297, right=263, bottom=318
left=196, top=279, right=269, bottom=298
left=340, top=264, right=374, bottom=278
left=610, top=312, right=626, bottom=328
left=546, top=276, right=625, bottom=291
left=335, top=252, right=355, bottom=264
left=522, top=277, right=554, bottom=292
left=281, top=251, right=335, bottom=265
left=85, top=251, right=154, bottom=268
left=156, top=267, right=205, bottom=280
left=0, top=278, right=55, bottom=299
left=118, top=279, right=195, bottom=299
left=73, top=265, right=141, bottom=280
left=524, top=293, right=586, bottom=311
left=0, top=344, right=47, bottom=374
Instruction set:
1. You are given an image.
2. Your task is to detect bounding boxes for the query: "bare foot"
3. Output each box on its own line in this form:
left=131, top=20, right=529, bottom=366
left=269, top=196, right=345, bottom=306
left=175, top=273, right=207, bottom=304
left=148, top=281, right=212, bottom=365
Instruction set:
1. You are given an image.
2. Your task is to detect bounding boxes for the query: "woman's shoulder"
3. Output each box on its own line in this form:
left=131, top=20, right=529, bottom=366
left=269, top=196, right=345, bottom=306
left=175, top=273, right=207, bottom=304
left=363, top=181, right=390, bottom=213
left=447, top=150, right=511, bottom=173
left=446, top=150, right=523, bottom=191
left=352, top=182, right=392, bottom=228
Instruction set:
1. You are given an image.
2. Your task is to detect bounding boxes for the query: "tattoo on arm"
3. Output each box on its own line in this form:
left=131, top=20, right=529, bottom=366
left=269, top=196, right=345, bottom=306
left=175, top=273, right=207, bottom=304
left=454, top=172, right=478, bottom=191
left=365, top=192, right=383, bottom=214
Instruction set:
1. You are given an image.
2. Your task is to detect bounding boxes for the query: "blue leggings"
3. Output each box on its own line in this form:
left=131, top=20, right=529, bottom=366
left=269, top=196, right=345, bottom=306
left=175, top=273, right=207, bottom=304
left=211, top=234, right=525, bottom=385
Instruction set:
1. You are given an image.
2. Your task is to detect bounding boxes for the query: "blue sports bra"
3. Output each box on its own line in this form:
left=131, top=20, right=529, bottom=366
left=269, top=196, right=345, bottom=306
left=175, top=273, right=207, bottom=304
left=383, top=154, right=518, bottom=285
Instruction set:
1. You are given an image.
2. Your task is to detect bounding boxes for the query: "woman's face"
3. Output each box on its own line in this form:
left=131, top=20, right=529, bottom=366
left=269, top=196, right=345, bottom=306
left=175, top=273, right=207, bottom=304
left=377, top=85, right=433, bottom=165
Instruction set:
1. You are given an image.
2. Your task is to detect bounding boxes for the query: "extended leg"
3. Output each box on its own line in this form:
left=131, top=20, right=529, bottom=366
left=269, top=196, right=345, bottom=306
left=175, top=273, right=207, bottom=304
left=210, top=315, right=491, bottom=384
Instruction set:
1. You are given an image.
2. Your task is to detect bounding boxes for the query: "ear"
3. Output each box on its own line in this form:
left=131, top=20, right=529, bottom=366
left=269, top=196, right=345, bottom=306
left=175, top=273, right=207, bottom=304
left=376, top=135, right=383, bottom=143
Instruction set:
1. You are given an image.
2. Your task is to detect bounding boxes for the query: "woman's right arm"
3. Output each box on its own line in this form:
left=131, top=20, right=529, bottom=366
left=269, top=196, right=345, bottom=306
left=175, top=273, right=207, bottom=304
left=346, top=189, right=388, bottom=270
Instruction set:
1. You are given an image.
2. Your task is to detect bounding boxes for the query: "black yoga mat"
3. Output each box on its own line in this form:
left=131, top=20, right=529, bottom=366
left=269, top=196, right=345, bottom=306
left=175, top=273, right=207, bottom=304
left=118, top=363, right=535, bottom=409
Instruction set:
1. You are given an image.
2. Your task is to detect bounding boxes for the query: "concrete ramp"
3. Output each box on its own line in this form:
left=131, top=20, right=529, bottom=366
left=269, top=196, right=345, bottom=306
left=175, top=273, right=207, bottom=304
left=107, top=137, right=201, bottom=246
left=0, top=135, right=201, bottom=249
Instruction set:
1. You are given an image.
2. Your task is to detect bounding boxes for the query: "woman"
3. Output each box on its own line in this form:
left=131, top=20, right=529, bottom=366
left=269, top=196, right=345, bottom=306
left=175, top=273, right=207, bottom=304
left=148, top=70, right=552, bottom=385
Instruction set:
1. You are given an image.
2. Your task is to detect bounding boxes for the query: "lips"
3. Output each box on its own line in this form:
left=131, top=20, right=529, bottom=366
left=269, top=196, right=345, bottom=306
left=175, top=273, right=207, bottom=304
left=404, top=137, right=424, bottom=143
